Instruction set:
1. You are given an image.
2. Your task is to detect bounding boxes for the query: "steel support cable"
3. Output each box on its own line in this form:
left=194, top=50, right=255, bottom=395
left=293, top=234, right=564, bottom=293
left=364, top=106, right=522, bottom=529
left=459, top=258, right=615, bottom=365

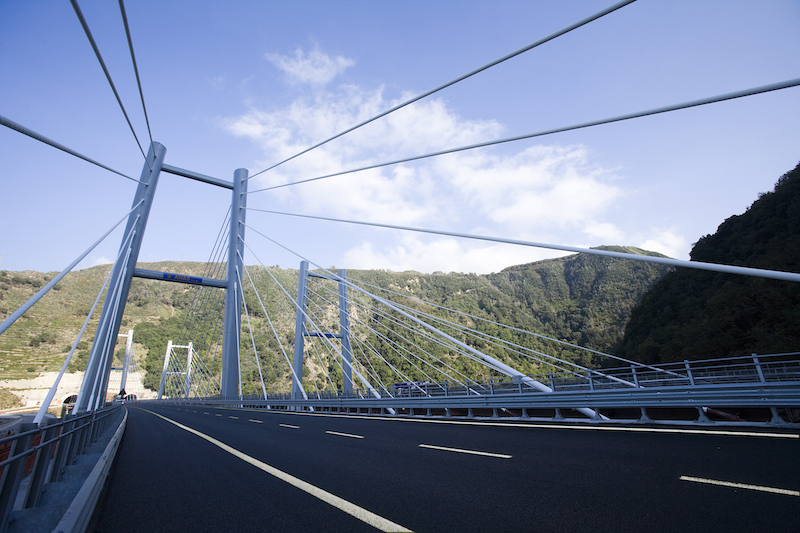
left=373, top=290, right=640, bottom=387
left=0, top=201, right=143, bottom=337
left=33, top=224, right=129, bottom=425
left=344, top=295, right=475, bottom=386
left=240, top=240, right=384, bottom=401
left=0, top=114, right=141, bottom=183
left=241, top=225, right=576, bottom=399
left=176, top=220, right=227, bottom=350
left=240, top=261, right=307, bottom=400
left=350, top=277, right=683, bottom=380
left=241, top=262, right=309, bottom=395
left=350, top=338, right=390, bottom=391
left=347, top=294, right=499, bottom=376
left=242, top=279, right=298, bottom=394
left=181, top=234, right=229, bottom=367
left=349, top=344, right=387, bottom=391
left=178, top=283, right=221, bottom=371
left=88, top=235, right=136, bottom=411
left=346, top=315, right=403, bottom=382
left=343, top=313, right=413, bottom=388
left=341, top=296, right=466, bottom=387
left=246, top=0, right=637, bottom=182
left=237, top=266, right=268, bottom=400
left=384, top=296, right=605, bottom=376
left=83, top=220, right=141, bottom=410
left=349, top=354, right=381, bottom=397
left=349, top=332, right=413, bottom=392
left=302, top=290, right=359, bottom=389
left=267, top=274, right=348, bottom=389
left=348, top=316, right=446, bottom=392
left=247, top=311, right=294, bottom=393
left=177, top=225, right=229, bottom=356
left=395, top=305, right=607, bottom=383
left=293, top=284, right=345, bottom=369
left=249, top=208, right=800, bottom=283
left=118, top=0, right=154, bottom=150
left=303, top=337, right=332, bottom=395
left=248, top=78, right=800, bottom=195
left=348, top=330, right=397, bottom=393
left=70, top=0, right=151, bottom=167
left=353, top=277, right=617, bottom=359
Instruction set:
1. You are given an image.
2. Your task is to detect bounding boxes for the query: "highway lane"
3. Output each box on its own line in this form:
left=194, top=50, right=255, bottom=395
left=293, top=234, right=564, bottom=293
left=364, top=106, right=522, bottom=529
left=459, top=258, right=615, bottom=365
left=94, top=404, right=799, bottom=532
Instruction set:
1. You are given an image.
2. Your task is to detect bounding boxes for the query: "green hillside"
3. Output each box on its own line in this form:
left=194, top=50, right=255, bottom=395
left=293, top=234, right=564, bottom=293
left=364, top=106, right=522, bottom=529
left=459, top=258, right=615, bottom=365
left=617, top=162, right=800, bottom=363
left=1, top=249, right=670, bottom=391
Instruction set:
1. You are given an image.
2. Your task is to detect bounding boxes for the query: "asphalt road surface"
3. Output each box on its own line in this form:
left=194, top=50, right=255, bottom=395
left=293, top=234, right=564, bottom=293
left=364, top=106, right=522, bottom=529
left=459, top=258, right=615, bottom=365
left=93, top=404, right=799, bottom=532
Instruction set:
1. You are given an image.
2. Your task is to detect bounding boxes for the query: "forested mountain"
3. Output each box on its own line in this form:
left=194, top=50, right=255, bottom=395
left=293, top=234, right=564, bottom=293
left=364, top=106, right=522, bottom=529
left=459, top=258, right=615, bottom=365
left=617, top=162, right=800, bottom=364
left=0, top=247, right=670, bottom=391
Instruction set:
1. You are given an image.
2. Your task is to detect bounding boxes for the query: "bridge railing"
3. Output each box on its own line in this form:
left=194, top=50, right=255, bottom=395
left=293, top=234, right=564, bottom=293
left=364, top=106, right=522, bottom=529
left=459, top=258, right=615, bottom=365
left=158, top=353, right=800, bottom=425
left=215, top=353, right=800, bottom=401
left=0, top=404, right=122, bottom=531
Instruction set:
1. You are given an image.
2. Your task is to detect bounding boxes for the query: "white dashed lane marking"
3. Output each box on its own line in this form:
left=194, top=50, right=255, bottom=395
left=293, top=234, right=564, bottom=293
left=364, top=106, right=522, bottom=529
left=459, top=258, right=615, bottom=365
left=419, top=444, right=511, bottom=459
left=680, top=476, right=799, bottom=496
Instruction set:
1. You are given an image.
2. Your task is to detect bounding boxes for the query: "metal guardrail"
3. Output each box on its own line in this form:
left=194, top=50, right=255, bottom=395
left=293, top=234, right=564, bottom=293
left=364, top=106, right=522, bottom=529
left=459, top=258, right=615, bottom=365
left=161, top=354, right=800, bottom=426
left=0, top=404, right=122, bottom=532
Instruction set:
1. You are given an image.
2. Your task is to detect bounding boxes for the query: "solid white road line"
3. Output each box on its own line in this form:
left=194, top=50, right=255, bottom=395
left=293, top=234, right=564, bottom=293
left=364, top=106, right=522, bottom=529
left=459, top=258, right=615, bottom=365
left=142, top=409, right=413, bottom=533
left=326, top=430, right=364, bottom=439
left=418, top=444, right=512, bottom=459
left=680, top=475, right=799, bottom=496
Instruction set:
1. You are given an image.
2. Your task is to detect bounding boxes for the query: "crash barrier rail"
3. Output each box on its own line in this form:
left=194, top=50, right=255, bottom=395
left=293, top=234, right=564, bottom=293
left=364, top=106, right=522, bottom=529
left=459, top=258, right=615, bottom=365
left=0, top=404, right=123, bottom=532
left=160, top=353, right=800, bottom=425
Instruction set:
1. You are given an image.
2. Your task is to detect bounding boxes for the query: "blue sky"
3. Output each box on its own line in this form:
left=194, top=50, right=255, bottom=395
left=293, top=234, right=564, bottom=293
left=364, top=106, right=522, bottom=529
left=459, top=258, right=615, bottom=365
left=1, top=0, right=798, bottom=275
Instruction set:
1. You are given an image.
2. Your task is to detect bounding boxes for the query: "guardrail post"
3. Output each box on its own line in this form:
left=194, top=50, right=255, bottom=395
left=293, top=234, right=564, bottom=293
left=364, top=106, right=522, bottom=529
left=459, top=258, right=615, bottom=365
left=753, top=354, right=786, bottom=424
left=0, top=424, right=36, bottom=529
left=684, top=360, right=696, bottom=386
left=752, top=353, right=766, bottom=383
left=631, top=365, right=640, bottom=388
left=548, top=373, right=556, bottom=391
left=24, top=422, right=59, bottom=509
left=51, top=417, right=75, bottom=483
left=587, top=371, right=595, bottom=391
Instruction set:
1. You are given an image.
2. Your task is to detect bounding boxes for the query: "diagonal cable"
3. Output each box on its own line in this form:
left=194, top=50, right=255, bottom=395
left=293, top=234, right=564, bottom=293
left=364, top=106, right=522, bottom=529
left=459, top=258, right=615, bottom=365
left=118, top=0, right=154, bottom=148
left=247, top=77, right=800, bottom=194
left=247, top=208, right=800, bottom=283
left=247, top=0, right=637, bottom=180
left=0, top=114, right=141, bottom=183
left=70, top=0, right=150, bottom=167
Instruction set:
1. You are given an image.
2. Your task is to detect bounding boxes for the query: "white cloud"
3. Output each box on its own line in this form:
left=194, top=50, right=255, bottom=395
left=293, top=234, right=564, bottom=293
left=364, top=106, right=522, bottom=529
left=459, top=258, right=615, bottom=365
left=266, top=46, right=354, bottom=85
left=583, top=222, right=625, bottom=243
left=343, top=236, right=571, bottom=274
left=639, top=228, right=689, bottom=259
left=92, top=256, right=112, bottom=266
left=224, top=48, right=634, bottom=273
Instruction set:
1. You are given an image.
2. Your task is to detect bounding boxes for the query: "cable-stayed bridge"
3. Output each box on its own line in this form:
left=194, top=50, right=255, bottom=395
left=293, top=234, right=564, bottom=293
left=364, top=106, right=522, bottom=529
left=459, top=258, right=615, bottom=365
left=1, top=1, right=798, bottom=531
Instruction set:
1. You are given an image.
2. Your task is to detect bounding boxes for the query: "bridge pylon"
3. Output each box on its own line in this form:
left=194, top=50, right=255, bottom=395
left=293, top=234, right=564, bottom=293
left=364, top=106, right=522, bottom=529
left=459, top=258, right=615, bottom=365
left=292, top=263, right=355, bottom=399
left=74, top=142, right=166, bottom=413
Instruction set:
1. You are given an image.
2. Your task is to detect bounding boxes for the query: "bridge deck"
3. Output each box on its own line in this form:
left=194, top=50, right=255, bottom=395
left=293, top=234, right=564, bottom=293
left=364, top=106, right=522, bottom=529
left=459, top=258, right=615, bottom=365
left=94, top=404, right=799, bottom=532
